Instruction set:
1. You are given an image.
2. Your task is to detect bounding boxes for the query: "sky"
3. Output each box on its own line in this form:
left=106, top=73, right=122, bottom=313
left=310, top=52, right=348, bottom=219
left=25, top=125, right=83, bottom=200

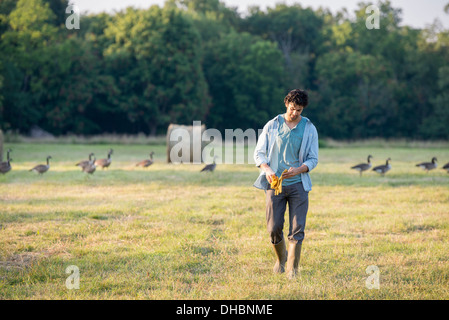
left=69, top=0, right=449, bottom=29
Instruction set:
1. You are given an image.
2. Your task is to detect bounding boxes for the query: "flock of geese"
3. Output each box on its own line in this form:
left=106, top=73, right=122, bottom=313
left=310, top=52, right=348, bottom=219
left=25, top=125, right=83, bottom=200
left=74, top=149, right=115, bottom=174
left=351, top=155, right=448, bottom=176
left=1, top=148, right=448, bottom=177
left=0, top=149, right=218, bottom=175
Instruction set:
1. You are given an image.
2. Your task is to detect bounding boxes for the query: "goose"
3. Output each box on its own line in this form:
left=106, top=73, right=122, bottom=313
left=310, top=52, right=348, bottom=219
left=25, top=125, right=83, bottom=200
left=136, top=152, right=155, bottom=167
left=372, top=158, right=391, bottom=176
left=351, top=155, right=373, bottom=176
left=442, top=162, right=449, bottom=173
left=0, top=149, right=12, bottom=174
left=95, top=149, right=113, bottom=169
left=30, top=156, right=52, bottom=175
left=0, top=148, right=12, bottom=164
left=201, top=156, right=218, bottom=172
left=83, top=156, right=97, bottom=175
left=416, top=157, right=438, bottom=173
left=0, top=158, right=12, bottom=174
left=76, top=153, right=94, bottom=170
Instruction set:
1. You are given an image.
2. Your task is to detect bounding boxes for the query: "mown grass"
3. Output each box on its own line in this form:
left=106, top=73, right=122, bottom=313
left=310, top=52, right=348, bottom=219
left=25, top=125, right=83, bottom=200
left=0, top=143, right=448, bottom=299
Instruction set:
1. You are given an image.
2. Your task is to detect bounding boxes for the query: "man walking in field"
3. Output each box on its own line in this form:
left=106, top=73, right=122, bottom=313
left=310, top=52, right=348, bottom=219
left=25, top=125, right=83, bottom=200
left=253, top=89, right=319, bottom=278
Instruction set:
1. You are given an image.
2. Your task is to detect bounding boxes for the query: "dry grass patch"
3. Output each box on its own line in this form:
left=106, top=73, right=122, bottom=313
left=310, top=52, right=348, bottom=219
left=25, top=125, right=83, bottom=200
left=0, top=143, right=448, bottom=299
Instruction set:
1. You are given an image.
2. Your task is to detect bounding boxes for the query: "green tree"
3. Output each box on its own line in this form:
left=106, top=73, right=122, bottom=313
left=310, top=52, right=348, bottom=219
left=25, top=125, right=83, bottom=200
left=350, top=1, right=407, bottom=73
left=43, top=0, right=70, bottom=27
left=240, top=3, right=324, bottom=89
left=0, top=0, right=58, bottom=132
left=203, top=31, right=285, bottom=132
left=168, top=0, right=239, bottom=26
left=1, top=0, right=448, bottom=139
left=417, top=23, right=449, bottom=139
left=104, top=6, right=210, bottom=135
left=167, top=0, right=239, bottom=43
left=419, top=66, right=449, bottom=139
left=314, top=51, right=396, bottom=139
left=0, top=62, right=3, bottom=126
left=0, top=0, right=16, bottom=36
left=31, top=34, right=119, bottom=135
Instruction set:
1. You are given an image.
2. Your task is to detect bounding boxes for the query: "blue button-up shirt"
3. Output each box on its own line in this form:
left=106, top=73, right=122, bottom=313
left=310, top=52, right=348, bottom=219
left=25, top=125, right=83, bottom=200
left=253, top=115, right=319, bottom=192
left=276, top=115, right=307, bottom=186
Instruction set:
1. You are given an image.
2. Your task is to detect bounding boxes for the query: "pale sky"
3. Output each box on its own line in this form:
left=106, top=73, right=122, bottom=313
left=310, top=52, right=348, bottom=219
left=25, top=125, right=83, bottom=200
left=69, top=0, right=449, bottom=29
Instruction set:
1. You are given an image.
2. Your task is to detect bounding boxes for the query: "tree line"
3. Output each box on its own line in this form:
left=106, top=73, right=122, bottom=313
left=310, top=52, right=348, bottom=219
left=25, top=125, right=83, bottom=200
left=0, top=0, right=448, bottom=139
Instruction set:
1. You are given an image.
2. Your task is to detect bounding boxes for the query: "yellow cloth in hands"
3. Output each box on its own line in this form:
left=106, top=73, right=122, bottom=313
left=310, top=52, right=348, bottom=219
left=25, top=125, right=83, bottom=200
left=270, top=169, right=288, bottom=196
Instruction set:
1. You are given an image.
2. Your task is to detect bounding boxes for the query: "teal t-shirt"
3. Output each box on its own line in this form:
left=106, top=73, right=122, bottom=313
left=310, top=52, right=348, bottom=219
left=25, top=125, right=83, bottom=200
left=275, top=115, right=307, bottom=186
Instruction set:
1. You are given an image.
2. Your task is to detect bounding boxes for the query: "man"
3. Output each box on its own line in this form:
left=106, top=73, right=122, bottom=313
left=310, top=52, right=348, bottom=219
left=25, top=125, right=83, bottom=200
left=253, top=89, right=319, bottom=278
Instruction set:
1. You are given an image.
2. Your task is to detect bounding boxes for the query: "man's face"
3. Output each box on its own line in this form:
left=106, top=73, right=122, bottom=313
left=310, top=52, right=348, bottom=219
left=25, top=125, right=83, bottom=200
left=285, top=102, right=304, bottom=122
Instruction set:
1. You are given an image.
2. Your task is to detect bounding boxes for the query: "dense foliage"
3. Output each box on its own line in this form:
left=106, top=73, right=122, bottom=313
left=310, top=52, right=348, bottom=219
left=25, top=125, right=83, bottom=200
left=0, top=0, right=448, bottom=139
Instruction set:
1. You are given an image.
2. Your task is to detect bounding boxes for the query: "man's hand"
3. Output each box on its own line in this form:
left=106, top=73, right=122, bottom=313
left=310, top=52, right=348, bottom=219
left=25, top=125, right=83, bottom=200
left=260, top=163, right=276, bottom=184
left=282, top=165, right=309, bottom=179
left=282, top=167, right=298, bottom=179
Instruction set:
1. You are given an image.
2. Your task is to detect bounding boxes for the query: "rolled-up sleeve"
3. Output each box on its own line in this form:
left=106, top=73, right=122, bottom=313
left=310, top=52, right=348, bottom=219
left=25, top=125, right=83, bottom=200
left=254, top=123, right=270, bottom=168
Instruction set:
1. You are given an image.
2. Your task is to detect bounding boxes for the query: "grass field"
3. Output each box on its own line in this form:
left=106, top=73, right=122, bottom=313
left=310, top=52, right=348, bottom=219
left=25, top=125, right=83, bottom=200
left=1, top=142, right=448, bottom=299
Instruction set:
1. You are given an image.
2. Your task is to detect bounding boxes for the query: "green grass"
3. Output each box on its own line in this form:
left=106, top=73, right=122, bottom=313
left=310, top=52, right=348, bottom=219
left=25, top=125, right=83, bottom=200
left=0, top=143, right=448, bottom=299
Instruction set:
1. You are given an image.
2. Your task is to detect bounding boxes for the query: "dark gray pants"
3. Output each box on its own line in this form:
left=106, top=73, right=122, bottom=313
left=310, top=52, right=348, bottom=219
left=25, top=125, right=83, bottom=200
left=265, top=182, right=309, bottom=245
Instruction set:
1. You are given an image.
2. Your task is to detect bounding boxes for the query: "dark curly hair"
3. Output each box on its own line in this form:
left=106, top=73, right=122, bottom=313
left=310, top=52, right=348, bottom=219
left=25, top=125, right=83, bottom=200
left=284, top=89, right=308, bottom=108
